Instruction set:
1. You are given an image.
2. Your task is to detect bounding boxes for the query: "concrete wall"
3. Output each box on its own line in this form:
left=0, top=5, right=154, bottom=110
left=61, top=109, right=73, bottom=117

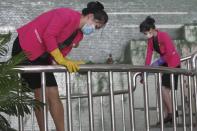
left=1, top=0, right=197, bottom=130
left=0, top=0, right=197, bottom=62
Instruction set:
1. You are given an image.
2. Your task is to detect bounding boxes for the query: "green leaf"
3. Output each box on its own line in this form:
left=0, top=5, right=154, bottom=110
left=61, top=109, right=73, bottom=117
left=0, top=32, right=44, bottom=130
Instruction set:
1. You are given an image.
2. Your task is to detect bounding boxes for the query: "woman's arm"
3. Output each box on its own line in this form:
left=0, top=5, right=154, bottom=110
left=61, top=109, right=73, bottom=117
left=145, top=41, right=153, bottom=66
left=43, top=10, right=70, bottom=53
left=162, top=32, right=176, bottom=57
left=73, top=43, right=79, bottom=48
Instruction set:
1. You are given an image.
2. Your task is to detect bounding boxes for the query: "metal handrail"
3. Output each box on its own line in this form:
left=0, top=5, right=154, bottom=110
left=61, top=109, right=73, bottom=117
left=14, top=57, right=195, bottom=95
left=180, top=55, right=192, bottom=62
left=132, top=54, right=194, bottom=92
left=15, top=64, right=194, bottom=97
left=14, top=64, right=196, bottom=131
left=191, top=52, right=197, bottom=70
left=132, top=72, right=142, bottom=91
left=14, top=64, right=195, bottom=99
left=191, top=51, right=197, bottom=129
left=14, top=64, right=194, bottom=75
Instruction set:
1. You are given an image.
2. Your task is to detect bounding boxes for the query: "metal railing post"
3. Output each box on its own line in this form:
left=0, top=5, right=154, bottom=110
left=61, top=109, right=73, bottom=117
left=191, top=52, right=197, bottom=70
left=191, top=52, right=197, bottom=124
left=78, top=98, right=82, bottom=131
left=132, top=72, right=141, bottom=91
left=87, top=71, right=94, bottom=131
left=180, top=75, right=186, bottom=131
left=18, top=103, right=24, bottom=131
left=108, top=71, right=116, bottom=131
left=41, top=72, right=48, bottom=131
left=158, top=73, right=164, bottom=131
left=100, top=96, right=105, bottom=131
left=193, top=75, right=197, bottom=126
left=121, top=94, right=126, bottom=131
left=155, top=73, right=160, bottom=123
left=143, top=72, right=150, bottom=131
left=170, top=74, right=177, bottom=131
left=18, top=73, right=24, bottom=131
left=188, top=75, right=193, bottom=131
left=66, top=72, right=73, bottom=131
left=31, top=107, right=35, bottom=131
left=128, top=71, right=135, bottom=131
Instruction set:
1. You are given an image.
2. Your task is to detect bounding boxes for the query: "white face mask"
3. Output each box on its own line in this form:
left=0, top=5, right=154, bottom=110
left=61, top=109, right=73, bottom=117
left=145, top=33, right=153, bottom=39
left=81, top=23, right=95, bottom=35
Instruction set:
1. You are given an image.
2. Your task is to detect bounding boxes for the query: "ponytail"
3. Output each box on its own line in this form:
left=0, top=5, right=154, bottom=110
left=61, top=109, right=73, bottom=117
left=82, top=1, right=108, bottom=24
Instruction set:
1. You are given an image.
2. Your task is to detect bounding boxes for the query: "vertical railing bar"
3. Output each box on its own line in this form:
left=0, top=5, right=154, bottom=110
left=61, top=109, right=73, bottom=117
left=143, top=72, right=150, bottom=131
left=87, top=71, right=94, bottom=131
left=66, top=72, right=73, bottom=131
left=128, top=71, right=135, bottom=131
left=193, top=54, right=197, bottom=129
left=186, top=60, right=191, bottom=119
left=170, top=73, right=177, bottom=131
left=188, top=75, right=193, bottom=131
left=109, top=71, right=116, bottom=131
left=18, top=73, right=24, bottom=131
left=78, top=98, right=82, bottom=131
left=121, top=94, right=126, bottom=131
left=18, top=101, right=24, bottom=131
left=100, top=96, right=105, bottom=131
left=193, top=75, right=197, bottom=126
left=187, top=60, right=191, bottom=70
left=158, top=73, right=164, bottom=131
left=155, top=73, right=160, bottom=123
left=180, top=75, right=186, bottom=131
left=41, top=72, right=48, bottom=131
left=31, top=107, right=35, bottom=131
left=187, top=59, right=193, bottom=129
left=175, top=90, right=179, bottom=123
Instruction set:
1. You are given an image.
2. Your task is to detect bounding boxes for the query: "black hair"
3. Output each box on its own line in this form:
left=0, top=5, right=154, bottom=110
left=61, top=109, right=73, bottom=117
left=139, top=16, right=156, bottom=33
left=82, top=1, right=108, bottom=24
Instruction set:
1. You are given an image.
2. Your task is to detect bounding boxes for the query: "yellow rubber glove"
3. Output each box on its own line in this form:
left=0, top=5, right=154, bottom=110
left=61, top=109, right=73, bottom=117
left=50, top=48, right=79, bottom=72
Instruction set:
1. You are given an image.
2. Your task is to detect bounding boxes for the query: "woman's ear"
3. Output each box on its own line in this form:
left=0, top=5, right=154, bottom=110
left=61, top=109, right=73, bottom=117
left=150, top=28, right=155, bottom=33
left=87, top=13, right=94, bottom=20
left=73, top=43, right=79, bottom=48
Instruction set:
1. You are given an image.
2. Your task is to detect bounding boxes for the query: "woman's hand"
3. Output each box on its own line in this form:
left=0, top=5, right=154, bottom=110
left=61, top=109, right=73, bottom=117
left=151, top=57, right=165, bottom=67
left=50, top=48, right=79, bottom=72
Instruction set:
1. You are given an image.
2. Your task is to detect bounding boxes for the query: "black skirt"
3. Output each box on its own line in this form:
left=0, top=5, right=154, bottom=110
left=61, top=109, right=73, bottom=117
left=12, top=37, right=57, bottom=89
left=161, top=63, right=180, bottom=90
left=152, top=37, right=180, bottom=90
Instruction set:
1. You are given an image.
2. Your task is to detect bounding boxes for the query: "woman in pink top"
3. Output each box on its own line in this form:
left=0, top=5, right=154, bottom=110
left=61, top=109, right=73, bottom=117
left=139, top=16, right=180, bottom=124
left=12, top=1, right=108, bottom=131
